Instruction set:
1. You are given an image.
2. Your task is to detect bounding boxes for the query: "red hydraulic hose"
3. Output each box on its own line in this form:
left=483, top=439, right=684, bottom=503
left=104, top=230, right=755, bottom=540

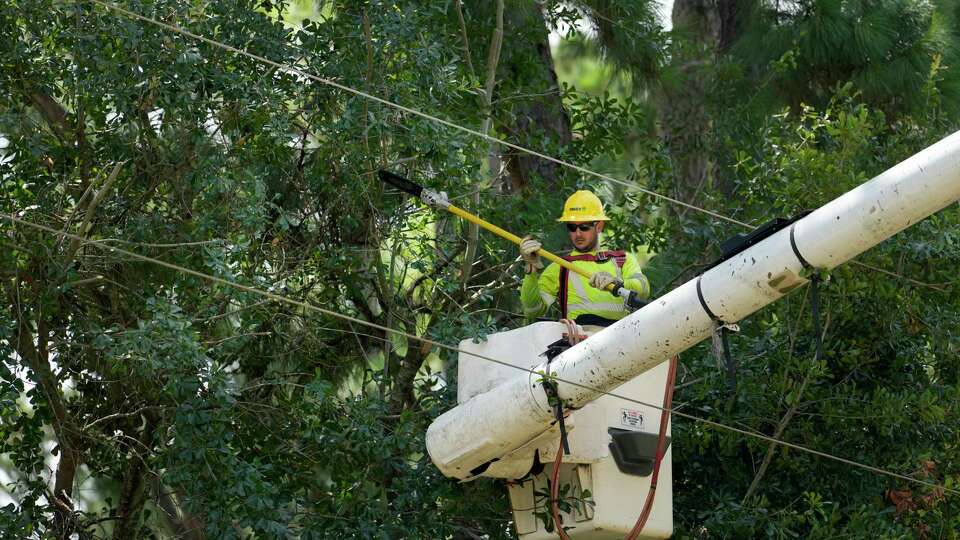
left=549, top=437, right=573, bottom=540
left=550, top=322, right=576, bottom=540
left=550, top=355, right=679, bottom=540
left=624, top=355, right=678, bottom=540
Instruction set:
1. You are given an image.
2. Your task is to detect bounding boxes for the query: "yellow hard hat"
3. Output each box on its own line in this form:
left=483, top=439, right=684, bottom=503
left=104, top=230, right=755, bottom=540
left=556, top=190, right=609, bottom=222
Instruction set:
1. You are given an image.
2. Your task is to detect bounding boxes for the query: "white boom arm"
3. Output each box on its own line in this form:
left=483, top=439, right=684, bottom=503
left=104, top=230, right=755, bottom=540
left=427, top=131, right=960, bottom=480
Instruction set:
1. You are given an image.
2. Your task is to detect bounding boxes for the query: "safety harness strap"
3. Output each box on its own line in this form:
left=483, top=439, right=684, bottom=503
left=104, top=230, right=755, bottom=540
left=562, top=250, right=627, bottom=265
left=557, top=250, right=627, bottom=319
left=558, top=267, right=569, bottom=320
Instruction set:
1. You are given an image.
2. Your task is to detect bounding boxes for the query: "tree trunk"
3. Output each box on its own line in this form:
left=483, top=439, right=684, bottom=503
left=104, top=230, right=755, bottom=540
left=458, top=0, right=504, bottom=290
left=499, top=3, right=572, bottom=193
left=157, top=488, right=207, bottom=540
left=11, top=296, right=82, bottom=537
left=388, top=340, right=432, bottom=417
left=657, top=0, right=746, bottom=208
left=113, top=416, right=156, bottom=540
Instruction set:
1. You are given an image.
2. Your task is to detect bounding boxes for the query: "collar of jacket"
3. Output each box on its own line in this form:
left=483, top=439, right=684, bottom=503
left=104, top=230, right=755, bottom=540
left=570, top=247, right=603, bottom=256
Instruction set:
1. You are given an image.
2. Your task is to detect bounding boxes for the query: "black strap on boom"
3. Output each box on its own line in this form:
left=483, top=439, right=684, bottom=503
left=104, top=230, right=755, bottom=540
left=698, top=275, right=738, bottom=398
left=720, top=324, right=737, bottom=398
left=707, top=212, right=811, bottom=271
left=790, top=223, right=824, bottom=361
left=542, top=338, right=572, bottom=455
left=698, top=212, right=815, bottom=400
left=696, top=275, right=720, bottom=322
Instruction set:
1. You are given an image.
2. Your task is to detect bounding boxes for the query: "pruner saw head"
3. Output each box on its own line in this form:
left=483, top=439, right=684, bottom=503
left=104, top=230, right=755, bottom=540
left=377, top=170, right=449, bottom=208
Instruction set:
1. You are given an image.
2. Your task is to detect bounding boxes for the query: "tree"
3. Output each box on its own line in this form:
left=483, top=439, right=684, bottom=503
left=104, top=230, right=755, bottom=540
left=2, top=0, right=959, bottom=539
left=552, top=0, right=960, bottom=537
left=0, top=0, right=660, bottom=537
left=0, top=0, right=515, bottom=537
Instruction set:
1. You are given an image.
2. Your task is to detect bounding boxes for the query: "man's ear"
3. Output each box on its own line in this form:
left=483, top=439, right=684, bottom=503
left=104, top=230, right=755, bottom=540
left=596, top=221, right=605, bottom=233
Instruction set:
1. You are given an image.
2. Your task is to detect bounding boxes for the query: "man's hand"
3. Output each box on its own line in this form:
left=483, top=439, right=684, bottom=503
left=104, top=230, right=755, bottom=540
left=589, top=271, right=619, bottom=290
left=519, top=235, right=544, bottom=273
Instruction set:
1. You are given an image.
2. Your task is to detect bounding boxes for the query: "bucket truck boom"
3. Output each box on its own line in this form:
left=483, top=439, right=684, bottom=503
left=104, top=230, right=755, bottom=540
left=427, top=130, right=960, bottom=483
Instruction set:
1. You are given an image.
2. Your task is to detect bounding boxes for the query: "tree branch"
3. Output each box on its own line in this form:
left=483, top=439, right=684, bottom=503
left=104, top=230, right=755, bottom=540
left=407, top=242, right=465, bottom=302
left=743, top=305, right=832, bottom=502
left=11, top=284, right=82, bottom=531
left=65, top=160, right=125, bottom=263
left=388, top=338, right=433, bottom=417
left=113, top=415, right=156, bottom=540
left=453, top=0, right=476, bottom=78
left=741, top=368, right=813, bottom=503
left=25, top=89, right=69, bottom=138
left=459, top=0, right=504, bottom=289
left=84, top=405, right=166, bottom=431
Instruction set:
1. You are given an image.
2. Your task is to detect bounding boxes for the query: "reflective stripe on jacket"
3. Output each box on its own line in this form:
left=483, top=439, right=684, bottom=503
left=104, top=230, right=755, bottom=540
left=520, top=248, right=650, bottom=322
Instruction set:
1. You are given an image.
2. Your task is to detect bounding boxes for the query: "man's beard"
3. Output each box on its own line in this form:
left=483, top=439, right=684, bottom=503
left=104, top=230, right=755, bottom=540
left=576, top=236, right=599, bottom=252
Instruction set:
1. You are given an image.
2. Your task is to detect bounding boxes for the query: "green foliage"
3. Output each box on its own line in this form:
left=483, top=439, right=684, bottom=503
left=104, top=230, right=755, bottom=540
left=0, top=0, right=519, bottom=537
left=1, top=0, right=959, bottom=538
left=733, top=0, right=960, bottom=116
left=654, top=87, right=960, bottom=538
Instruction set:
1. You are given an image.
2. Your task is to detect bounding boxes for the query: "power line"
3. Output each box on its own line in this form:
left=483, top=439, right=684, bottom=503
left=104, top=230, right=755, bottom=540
left=4, top=212, right=955, bottom=497
left=86, top=0, right=953, bottom=294
left=849, top=259, right=949, bottom=292
left=86, top=0, right=753, bottom=229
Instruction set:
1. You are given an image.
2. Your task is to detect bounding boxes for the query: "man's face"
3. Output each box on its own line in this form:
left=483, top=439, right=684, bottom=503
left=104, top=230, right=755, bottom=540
left=566, top=221, right=603, bottom=252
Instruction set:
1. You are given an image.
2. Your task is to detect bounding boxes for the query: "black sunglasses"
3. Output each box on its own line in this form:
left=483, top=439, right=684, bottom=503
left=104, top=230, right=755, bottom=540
left=565, top=222, right=596, bottom=232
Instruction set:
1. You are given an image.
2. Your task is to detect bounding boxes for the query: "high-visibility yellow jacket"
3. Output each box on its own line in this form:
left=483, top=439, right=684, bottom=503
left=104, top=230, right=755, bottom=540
left=520, top=248, right=650, bottom=322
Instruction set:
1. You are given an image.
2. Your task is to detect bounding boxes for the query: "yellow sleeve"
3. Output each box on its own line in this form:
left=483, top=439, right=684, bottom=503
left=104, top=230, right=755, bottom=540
left=520, top=262, right=561, bottom=319
left=621, top=253, right=651, bottom=300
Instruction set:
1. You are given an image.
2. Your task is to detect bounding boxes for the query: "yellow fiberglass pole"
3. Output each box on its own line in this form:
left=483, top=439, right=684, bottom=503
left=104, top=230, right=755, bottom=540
left=444, top=204, right=594, bottom=281
left=376, top=170, right=641, bottom=305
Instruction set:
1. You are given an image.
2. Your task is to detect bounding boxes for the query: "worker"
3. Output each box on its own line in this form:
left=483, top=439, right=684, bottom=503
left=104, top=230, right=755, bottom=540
left=519, top=190, right=650, bottom=326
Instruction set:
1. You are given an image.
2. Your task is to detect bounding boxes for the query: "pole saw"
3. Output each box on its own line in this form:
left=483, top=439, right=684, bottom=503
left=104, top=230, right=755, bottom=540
left=377, top=170, right=646, bottom=311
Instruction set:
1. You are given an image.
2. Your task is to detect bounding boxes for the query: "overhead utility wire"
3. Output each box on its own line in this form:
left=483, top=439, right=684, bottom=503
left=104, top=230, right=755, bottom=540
left=87, top=0, right=752, bottom=229
left=89, top=1, right=949, bottom=294
left=5, top=213, right=956, bottom=497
